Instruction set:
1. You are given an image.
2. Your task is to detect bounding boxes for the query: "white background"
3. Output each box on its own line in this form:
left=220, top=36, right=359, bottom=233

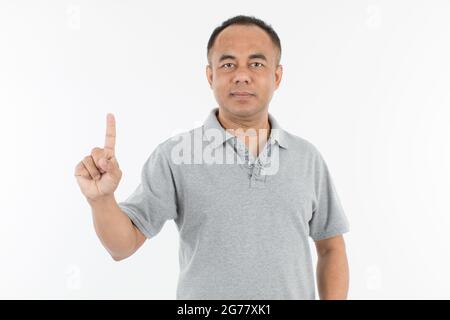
left=1, top=0, right=449, bottom=299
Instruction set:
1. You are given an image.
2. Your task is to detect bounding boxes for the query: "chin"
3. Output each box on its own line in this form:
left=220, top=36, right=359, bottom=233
left=225, top=103, right=263, bottom=118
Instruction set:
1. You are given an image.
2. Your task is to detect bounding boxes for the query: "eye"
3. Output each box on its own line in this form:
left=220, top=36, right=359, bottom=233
left=250, top=62, right=264, bottom=68
left=221, top=63, right=234, bottom=69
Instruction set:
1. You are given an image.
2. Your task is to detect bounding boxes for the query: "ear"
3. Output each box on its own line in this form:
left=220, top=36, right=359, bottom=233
left=206, top=65, right=213, bottom=88
left=274, top=64, right=283, bottom=90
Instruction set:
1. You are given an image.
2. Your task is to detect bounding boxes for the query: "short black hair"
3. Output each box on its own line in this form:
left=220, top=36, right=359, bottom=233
left=207, top=15, right=282, bottom=65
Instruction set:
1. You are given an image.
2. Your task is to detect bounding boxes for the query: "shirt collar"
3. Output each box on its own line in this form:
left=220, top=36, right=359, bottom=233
left=203, top=107, right=289, bottom=150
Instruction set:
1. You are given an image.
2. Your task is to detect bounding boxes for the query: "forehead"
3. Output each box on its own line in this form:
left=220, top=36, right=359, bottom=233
left=212, top=24, right=276, bottom=59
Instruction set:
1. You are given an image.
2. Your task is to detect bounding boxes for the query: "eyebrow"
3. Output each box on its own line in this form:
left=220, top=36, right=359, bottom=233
left=218, top=53, right=268, bottom=63
left=248, top=53, right=267, bottom=61
left=218, top=54, right=236, bottom=62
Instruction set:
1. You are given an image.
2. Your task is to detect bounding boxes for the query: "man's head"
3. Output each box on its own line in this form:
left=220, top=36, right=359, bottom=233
left=206, top=15, right=283, bottom=119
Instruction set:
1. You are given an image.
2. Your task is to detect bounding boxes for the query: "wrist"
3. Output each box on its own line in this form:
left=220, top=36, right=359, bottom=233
left=87, top=194, right=116, bottom=208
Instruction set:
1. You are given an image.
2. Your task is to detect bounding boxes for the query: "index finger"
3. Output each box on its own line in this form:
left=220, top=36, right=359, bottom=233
left=104, top=113, right=116, bottom=157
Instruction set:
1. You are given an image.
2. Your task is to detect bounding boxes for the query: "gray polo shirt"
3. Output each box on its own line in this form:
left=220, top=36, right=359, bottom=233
left=118, top=108, right=349, bottom=300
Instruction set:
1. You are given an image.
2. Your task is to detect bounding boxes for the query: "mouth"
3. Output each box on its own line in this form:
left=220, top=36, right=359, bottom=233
left=230, top=91, right=255, bottom=98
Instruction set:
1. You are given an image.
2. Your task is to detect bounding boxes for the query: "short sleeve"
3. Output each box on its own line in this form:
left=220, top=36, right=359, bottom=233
left=309, top=148, right=349, bottom=241
left=118, top=145, right=178, bottom=239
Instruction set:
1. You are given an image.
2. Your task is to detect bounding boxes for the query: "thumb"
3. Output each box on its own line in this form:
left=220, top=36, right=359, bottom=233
left=99, top=158, right=111, bottom=172
left=99, top=157, right=120, bottom=175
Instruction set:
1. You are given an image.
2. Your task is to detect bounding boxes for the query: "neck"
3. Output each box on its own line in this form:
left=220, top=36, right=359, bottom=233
left=216, top=107, right=271, bottom=156
left=217, top=107, right=270, bottom=132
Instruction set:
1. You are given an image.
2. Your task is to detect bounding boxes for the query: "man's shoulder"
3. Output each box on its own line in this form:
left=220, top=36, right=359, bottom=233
left=152, top=125, right=204, bottom=161
left=282, top=129, right=321, bottom=157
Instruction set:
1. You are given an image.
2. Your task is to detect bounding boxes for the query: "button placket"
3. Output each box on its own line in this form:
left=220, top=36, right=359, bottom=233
left=229, top=136, right=275, bottom=188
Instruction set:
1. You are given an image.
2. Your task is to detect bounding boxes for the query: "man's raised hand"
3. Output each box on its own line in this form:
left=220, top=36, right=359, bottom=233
left=74, top=113, right=122, bottom=201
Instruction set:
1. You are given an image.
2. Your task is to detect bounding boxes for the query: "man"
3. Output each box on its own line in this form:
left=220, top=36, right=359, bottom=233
left=74, top=15, right=350, bottom=300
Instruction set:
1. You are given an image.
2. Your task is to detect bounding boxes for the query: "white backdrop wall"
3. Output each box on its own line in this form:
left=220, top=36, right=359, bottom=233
left=1, top=0, right=449, bottom=299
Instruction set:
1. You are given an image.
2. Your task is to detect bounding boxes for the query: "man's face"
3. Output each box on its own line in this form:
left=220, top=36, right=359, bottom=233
left=206, top=25, right=283, bottom=118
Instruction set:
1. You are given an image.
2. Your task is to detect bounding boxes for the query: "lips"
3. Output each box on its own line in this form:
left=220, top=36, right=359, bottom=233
left=230, top=91, right=255, bottom=97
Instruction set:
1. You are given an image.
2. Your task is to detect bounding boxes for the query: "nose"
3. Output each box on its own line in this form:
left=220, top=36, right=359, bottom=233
left=232, top=67, right=252, bottom=85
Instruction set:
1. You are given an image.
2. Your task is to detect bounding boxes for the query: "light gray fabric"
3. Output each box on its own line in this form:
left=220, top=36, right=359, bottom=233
left=118, top=108, right=349, bottom=300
